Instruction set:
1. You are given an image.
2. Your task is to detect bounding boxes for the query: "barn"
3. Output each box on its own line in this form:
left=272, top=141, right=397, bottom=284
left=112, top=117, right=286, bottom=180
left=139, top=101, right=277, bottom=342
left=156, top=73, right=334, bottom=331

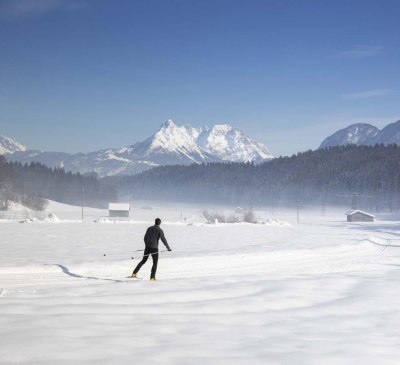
left=346, top=210, right=375, bottom=222
left=108, top=203, right=130, bottom=218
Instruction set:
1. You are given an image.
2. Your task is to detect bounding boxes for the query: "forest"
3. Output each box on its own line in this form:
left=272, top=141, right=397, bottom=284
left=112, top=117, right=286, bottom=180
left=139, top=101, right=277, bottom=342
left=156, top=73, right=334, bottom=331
left=0, top=156, right=117, bottom=210
left=114, top=144, right=400, bottom=211
left=2, top=144, right=400, bottom=212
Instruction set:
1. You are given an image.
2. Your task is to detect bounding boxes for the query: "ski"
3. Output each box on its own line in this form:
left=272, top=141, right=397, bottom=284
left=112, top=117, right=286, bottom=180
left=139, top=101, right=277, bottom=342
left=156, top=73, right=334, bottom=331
left=126, top=276, right=142, bottom=280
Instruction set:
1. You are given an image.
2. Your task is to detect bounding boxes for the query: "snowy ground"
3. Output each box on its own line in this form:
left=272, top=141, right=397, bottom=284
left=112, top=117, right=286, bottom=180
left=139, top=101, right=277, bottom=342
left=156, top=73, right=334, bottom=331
left=1, top=202, right=400, bottom=364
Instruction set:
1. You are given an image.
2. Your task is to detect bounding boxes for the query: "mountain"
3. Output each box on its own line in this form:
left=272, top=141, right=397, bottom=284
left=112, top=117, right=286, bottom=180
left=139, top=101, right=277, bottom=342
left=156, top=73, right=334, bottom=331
left=0, top=135, right=27, bottom=155
left=319, top=120, right=400, bottom=148
left=319, top=123, right=380, bottom=149
left=5, top=120, right=273, bottom=177
left=371, top=120, right=400, bottom=145
left=131, top=120, right=272, bottom=165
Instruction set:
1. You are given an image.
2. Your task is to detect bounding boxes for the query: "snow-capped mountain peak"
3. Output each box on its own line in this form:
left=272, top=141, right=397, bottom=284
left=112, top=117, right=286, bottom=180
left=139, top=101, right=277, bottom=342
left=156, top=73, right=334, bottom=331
left=0, top=135, right=27, bottom=155
left=198, top=124, right=272, bottom=162
left=161, top=118, right=176, bottom=128
left=147, top=119, right=201, bottom=153
left=144, top=120, right=273, bottom=163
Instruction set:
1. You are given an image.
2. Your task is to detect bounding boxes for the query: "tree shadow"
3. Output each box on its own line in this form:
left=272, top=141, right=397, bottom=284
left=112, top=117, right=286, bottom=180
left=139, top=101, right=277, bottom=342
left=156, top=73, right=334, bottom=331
left=344, top=222, right=400, bottom=237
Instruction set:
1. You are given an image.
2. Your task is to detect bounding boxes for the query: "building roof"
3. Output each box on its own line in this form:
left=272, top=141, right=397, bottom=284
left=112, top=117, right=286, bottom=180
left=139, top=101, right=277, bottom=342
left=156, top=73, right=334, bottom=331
left=345, top=210, right=375, bottom=218
left=108, top=203, right=130, bottom=211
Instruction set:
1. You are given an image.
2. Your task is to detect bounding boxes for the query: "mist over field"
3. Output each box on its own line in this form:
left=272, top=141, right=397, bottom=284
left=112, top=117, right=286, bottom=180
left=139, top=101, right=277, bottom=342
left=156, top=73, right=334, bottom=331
left=112, top=145, right=400, bottom=213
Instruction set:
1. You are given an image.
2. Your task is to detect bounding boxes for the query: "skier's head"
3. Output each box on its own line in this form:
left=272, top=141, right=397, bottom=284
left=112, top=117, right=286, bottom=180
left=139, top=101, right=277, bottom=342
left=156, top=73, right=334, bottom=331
left=155, top=218, right=161, bottom=226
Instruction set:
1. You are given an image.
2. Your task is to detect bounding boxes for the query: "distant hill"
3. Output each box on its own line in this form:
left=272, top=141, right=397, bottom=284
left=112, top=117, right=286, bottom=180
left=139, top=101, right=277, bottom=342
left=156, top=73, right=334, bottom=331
left=320, top=120, right=400, bottom=148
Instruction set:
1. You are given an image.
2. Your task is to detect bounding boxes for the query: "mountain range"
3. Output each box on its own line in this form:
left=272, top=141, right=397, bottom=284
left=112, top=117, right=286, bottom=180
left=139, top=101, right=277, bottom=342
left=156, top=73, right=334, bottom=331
left=3, top=119, right=400, bottom=177
left=1, top=120, right=272, bottom=177
left=320, top=120, right=400, bottom=149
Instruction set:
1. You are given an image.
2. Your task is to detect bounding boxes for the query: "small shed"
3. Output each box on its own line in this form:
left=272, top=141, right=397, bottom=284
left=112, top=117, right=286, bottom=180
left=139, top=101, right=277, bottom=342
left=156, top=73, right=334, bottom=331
left=346, top=210, right=374, bottom=222
left=109, top=203, right=130, bottom=218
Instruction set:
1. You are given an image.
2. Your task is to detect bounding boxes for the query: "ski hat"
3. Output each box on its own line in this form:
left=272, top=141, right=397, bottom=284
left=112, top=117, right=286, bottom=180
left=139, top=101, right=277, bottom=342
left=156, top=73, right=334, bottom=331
left=155, top=218, right=161, bottom=225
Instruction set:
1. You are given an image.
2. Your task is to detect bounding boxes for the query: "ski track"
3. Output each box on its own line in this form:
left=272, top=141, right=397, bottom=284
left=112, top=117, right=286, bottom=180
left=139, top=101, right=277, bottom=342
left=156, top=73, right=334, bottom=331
left=1, top=208, right=400, bottom=364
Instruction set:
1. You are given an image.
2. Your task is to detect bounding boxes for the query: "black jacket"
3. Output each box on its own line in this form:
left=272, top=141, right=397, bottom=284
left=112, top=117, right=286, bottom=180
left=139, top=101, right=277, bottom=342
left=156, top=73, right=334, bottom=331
left=144, top=225, right=170, bottom=249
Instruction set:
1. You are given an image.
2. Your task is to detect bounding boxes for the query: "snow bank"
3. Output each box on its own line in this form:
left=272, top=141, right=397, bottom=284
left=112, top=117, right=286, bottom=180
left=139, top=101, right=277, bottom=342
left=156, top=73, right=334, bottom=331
left=94, top=217, right=114, bottom=224
left=42, top=213, right=61, bottom=223
left=192, top=219, right=291, bottom=227
left=262, top=218, right=292, bottom=227
left=19, top=213, right=64, bottom=223
left=19, top=217, right=39, bottom=223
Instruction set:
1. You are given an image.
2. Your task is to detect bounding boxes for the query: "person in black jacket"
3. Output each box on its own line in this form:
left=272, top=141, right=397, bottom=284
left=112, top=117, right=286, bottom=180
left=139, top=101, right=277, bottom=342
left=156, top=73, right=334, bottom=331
left=131, top=218, right=171, bottom=281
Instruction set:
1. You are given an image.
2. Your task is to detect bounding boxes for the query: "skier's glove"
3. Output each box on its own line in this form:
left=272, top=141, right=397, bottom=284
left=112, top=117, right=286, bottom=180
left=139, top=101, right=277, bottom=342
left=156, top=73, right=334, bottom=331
left=168, top=248, right=172, bottom=251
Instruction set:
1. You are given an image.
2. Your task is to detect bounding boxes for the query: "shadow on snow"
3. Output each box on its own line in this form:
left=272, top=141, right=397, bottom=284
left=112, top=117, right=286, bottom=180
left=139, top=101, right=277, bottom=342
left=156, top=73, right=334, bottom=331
left=52, top=264, right=128, bottom=283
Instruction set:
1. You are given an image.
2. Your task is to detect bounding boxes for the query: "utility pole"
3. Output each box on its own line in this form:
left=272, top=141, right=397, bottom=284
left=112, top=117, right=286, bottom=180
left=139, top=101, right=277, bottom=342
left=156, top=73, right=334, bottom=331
left=0, top=183, right=6, bottom=210
left=352, top=193, right=359, bottom=210
left=81, top=187, right=85, bottom=222
left=4, top=183, right=8, bottom=211
left=3, top=183, right=10, bottom=211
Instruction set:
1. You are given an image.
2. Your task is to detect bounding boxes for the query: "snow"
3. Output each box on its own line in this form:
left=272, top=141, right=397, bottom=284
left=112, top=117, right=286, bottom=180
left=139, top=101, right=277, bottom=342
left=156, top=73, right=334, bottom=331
left=346, top=210, right=375, bottom=218
left=108, top=203, right=130, bottom=211
left=1, top=202, right=400, bottom=364
left=198, top=124, right=272, bottom=162
left=0, top=134, right=27, bottom=155
left=149, top=120, right=202, bottom=153
left=98, top=151, right=131, bottom=163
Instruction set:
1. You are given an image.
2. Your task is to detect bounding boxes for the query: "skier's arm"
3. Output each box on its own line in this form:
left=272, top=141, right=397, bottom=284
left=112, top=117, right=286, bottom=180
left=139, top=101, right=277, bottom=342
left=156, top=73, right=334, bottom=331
left=160, top=229, right=171, bottom=250
left=144, top=229, right=149, bottom=243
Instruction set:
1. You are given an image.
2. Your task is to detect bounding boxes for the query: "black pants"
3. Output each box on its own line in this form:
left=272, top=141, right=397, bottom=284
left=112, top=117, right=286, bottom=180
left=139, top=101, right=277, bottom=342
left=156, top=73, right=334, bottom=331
left=133, top=247, right=159, bottom=279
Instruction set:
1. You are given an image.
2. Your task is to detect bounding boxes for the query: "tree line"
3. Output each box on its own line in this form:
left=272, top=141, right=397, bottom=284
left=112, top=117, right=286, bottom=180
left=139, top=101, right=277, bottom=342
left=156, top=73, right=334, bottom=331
left=3, top=144, right=399, bottom=212
left=0, top=156, right=117, bottom=210
left=115, top=144, right=400, bottom=211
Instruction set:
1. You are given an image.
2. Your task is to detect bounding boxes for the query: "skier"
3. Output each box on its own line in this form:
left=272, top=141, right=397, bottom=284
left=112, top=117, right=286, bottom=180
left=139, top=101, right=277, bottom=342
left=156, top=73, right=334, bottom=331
left=131, top=218, right=171, bottom=281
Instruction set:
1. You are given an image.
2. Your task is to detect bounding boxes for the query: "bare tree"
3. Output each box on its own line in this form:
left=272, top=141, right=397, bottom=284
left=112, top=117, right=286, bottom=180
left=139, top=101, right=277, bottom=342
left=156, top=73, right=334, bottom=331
left=243, top=208, right=256, bottom=223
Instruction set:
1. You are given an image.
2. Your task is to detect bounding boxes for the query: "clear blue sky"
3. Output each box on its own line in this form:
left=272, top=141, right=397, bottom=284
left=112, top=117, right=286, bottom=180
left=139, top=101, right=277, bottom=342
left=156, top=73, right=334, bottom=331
left=0, top=0, right=399, bottom=156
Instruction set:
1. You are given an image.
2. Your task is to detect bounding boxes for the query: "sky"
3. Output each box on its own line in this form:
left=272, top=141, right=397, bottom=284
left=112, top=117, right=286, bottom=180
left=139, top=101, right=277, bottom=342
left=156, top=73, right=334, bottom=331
left=0, top=0, right=399, bottom=156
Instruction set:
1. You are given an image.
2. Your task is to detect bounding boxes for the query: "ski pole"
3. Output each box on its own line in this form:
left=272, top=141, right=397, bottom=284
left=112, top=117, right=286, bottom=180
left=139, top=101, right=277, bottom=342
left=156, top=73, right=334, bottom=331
left=103, top=249, right=170, bottom=260
left=103, top=250, right=144, bottom=259
left=103, top=249, right=144, bottom=257
left=132, top=249, right=170, bottom=260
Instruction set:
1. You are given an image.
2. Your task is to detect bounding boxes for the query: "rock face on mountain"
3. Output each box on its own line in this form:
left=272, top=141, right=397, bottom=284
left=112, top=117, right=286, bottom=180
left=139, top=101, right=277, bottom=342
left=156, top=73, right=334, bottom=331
left=4, top=120, right=273, bottom=176
left=319, top=120, right=400, bottom=148
left=0, top=135, right=27, bottom=155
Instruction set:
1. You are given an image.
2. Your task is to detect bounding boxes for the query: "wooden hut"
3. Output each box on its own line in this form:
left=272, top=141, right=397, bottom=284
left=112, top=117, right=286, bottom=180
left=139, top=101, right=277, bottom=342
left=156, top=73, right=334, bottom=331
left=108, top=203, right=130, bottom=218
left=346, top=210, right=374, bottom=222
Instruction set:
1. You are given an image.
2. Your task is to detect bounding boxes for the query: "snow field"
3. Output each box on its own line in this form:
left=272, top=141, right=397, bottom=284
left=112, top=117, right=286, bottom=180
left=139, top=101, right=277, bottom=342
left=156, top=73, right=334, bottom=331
left=1, top=203, right=400, bottom=364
